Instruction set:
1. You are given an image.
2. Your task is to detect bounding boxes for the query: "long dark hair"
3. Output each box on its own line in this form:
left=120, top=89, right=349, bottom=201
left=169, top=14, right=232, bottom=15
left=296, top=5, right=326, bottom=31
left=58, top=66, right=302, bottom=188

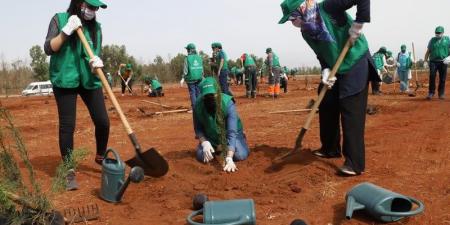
left=66, top=0, right=98, bottom=49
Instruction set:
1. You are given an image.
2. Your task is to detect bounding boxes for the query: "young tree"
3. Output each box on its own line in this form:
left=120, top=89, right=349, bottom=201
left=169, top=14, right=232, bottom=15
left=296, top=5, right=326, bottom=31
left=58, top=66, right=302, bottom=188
left=29, top=45, right=49, bottom=81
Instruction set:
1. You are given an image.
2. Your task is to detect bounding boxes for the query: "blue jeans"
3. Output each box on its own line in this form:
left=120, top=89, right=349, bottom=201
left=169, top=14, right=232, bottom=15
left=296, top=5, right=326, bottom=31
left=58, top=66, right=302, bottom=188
left=219, top=69, right=232, bottom=95
left=397, top=70, right=409, bottom=92
left=187, top=80, right=201, bottom=109
left=429, top=61, right=447, bottom=96
left=196, top=132, right=249, bottom=162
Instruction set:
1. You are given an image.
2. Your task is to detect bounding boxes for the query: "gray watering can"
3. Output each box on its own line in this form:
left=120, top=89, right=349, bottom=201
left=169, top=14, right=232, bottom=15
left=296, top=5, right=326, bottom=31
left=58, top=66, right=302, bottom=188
left=187, top=199, right=256, bottom=225
left=346, top=182, right=424, bottom=222
left=100, top=148, right=145, bottom=203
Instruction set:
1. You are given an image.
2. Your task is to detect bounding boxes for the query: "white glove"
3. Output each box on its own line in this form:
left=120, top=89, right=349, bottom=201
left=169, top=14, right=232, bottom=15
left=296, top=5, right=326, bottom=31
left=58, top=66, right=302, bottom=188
left=396, top=62, right=401, bottom=67
left=180, top=78, right=185, bottom=86
left=223, top=156, right=237, bottom=172
left=348, top=22, right=363, bottom=45
left=125, top=81, right=129, bottom=86
left=62, top=15, right=82, bottom=36
left=443, top=56, right=450, bottom=65
left=423, top=61, right=428, bottom=68
left=321, top=68, right=336, bottom=89
left=201, top=141, right=215, bottom=163
left=89, top=56, right=104, bottom=72
left=271, top=72, right=274, bottom=77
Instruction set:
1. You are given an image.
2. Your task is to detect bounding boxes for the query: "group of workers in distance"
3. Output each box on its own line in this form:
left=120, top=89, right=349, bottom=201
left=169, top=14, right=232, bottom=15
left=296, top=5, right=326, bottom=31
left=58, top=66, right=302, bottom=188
left=45, top=0, right=449, bottom=190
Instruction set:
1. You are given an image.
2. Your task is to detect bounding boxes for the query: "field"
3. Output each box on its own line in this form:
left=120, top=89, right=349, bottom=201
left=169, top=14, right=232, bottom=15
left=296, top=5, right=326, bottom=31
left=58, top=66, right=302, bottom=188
left=2, top=73, right=449, bottom=225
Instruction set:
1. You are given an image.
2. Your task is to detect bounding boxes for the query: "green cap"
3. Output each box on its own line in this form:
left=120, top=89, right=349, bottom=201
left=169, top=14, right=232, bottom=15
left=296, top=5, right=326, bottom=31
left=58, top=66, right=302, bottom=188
left=279, top=0, right=304, bottom=24
left=185, top=43, right=196, bottom=50
left=126, top=63, right=132, bottom=70
left=435, top=26, right=444, bottom=33
left=379, top=47, right=387, bottom=54
left=386, top=51, right=392, bottom=57
left=266, top=48, right=272, bottom=54
left=199, top=77, right=217, bottom=97
left=401, top=44, right=406, bottom=51
left=85, top=0, right=107, bottom=9
left=211, top=42, right=222, bottom=48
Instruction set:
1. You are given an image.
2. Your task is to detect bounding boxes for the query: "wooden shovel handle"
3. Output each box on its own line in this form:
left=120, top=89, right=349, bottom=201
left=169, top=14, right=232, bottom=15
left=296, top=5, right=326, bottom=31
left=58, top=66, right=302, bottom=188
left=302, top=39, right=352, bottom=130
left=76, top=28, right=133, bottom=135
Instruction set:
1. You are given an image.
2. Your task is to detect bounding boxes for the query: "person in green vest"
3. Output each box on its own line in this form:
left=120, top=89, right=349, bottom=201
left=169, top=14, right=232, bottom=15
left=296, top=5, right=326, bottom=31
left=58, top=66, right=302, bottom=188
left=371, top=47, right=393, bottom=95
left=280, top=66, right=289, bottom=93
left=180, top=43, right=204, bottom=109
left=193, top=77, right=249, bottom=172
left=279, top=0, right=379, bottom=176
left=241, top=53, right=258, bottom=98
left=265, top=48, right=282, bottom=98
left=396, top=45, right=413, bottom=93
left=44, top=0, right=109, bottom=190
left=117, top=63, right=133, bottom=96
left=212, top=42, right=232, bottom=95
left=148, top=78, right=163, bottom=97
left=424, top=26, right=450, bottom=100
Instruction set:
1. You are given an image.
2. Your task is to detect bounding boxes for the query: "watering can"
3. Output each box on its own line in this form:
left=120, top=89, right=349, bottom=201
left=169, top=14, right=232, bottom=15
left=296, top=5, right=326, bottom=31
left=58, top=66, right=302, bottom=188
left=100, top=148, right=145, bottom=203
left=187, top=199, right=256, bottom=225
left=345, top=182, right=424, bottom=222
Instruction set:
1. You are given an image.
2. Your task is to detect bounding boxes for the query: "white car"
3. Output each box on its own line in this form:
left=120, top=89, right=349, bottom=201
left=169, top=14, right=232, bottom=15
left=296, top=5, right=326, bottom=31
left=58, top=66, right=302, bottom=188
left=22, top=81, right=53, bottom=96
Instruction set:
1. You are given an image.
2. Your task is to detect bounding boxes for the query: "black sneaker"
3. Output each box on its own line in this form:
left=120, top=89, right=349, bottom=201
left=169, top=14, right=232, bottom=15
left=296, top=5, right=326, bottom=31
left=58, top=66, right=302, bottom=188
left=426, top=93, right=434, bottom=100
left=338, top=166, right=362, bottom=176
left=312, top=149, right=341, bottom=158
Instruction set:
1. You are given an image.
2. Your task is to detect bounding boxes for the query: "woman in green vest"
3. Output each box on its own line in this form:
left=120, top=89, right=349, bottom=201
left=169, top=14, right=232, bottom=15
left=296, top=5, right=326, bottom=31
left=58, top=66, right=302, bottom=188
left=44, top=0, right=108, bottom=190
left=279, top=0, right=379, bottom=176
left=424, top=26, right=450, bottom=100
left=193, top=77, right=249, bottom=173
left=371, top=47, right=388, bottom=95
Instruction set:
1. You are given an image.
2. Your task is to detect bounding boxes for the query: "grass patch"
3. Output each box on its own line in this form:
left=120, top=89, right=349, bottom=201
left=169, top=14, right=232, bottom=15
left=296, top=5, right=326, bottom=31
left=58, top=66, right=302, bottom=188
left=51, top=148, right=89, bottom=193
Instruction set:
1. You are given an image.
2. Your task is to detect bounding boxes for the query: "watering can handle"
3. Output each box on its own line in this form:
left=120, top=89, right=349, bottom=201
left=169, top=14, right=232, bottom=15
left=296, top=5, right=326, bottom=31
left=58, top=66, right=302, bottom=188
left=375, top=197, right=425, bottom=217
left=103, top=148, right=123, bottom=166
left=186, top=209, right=249, bottom=225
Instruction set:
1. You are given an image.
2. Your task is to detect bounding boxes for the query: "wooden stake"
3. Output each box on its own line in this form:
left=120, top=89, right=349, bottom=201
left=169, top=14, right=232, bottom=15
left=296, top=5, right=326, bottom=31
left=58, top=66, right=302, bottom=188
left=140, top=100, right=172, bottom=108
left=269, top=109, right=315, bottom=114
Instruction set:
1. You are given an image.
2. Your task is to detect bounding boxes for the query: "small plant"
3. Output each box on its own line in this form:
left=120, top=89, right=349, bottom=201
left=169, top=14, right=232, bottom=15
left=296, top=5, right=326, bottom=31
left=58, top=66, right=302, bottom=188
left=51, top=148, right=89, bottom=193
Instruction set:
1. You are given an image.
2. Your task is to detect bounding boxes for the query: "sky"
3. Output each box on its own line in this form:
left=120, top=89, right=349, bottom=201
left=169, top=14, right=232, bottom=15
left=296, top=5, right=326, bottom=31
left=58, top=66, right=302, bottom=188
left=1, top=0, right=449, bottom=68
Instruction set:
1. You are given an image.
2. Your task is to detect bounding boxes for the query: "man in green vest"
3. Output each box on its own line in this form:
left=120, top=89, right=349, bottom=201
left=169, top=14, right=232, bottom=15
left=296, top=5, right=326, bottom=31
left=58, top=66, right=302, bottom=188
left=265, top=48, right=282, bottom=98
left=371, top=47, right=389, bottom=95
left=193, top=77, right=249, bottom=172
left=396, top=44, right=413, bottom=93
left=44, top=0, right=109, bottom=190
left=117, top=63, right=134, bottom=96
left=279, top=0, right=379, bottom=176
left=424, top=26, right=450, bottom=100
left=241, top=53, right=258, bottom=98
left=181, top=43, right=204, bottom=109
left=212, top=42, right=232, bottom=95
left=147, top=78, right=163, bottom=97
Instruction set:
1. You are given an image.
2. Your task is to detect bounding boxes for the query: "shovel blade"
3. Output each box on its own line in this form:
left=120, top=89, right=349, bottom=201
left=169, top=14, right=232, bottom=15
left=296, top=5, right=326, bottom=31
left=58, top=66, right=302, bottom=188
left=125, top=148, right=169, bottom=177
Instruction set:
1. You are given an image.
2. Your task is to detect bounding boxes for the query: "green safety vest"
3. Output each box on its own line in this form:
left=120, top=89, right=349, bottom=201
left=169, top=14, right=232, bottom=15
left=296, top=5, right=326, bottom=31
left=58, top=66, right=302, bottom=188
left=302, top=3, right=369, bottom=74
left=216, top=50, right=229, bottom=70
left=244, top=54, right=256, bottom=67
left=372, top=53, right=385, bottom=70
left=194, top=94, right=243, bottom=147
left=270, top=53, right=281, bottom=68
left=186, top=54, right=203, bottom=82
left=49, top=12, right=102, bottom=89
left=151, top=80, right=161, bottom=89
left=429, top=36, right=450, bottom=61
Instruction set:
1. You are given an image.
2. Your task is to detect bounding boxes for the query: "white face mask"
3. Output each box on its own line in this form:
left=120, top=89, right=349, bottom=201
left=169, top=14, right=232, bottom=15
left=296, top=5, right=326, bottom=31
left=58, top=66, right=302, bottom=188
left=81, top=7, right=96, bottom=20
left=436, top=33, right=444, bottom=38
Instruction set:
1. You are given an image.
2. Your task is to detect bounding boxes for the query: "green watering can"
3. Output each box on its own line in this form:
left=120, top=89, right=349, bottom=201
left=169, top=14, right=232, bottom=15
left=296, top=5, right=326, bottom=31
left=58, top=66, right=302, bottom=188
left=187, top=199, right=256, bottom=225
left=100, top=149, right=144, bottom=203
left=346, top=182, right=424, bottom=222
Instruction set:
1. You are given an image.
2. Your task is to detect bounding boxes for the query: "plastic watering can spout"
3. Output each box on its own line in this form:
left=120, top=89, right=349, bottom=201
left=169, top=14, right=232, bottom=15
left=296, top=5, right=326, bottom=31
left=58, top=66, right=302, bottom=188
left=346, top=196, right=366, bottom=220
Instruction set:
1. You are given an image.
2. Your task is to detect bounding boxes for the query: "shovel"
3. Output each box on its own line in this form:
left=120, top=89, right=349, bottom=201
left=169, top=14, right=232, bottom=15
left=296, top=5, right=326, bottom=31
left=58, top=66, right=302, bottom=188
left=117, top=69, right=136, bottom=96
left=274, top=39, right=352, bottom=163
left=408, top=42, right=421, bottom=97
left=76, top=28, right=169, bottom=177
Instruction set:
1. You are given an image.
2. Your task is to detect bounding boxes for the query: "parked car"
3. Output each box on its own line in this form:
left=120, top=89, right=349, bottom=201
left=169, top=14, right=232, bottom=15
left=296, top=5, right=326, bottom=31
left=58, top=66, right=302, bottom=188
left=22, top=81, right=53, bottom=96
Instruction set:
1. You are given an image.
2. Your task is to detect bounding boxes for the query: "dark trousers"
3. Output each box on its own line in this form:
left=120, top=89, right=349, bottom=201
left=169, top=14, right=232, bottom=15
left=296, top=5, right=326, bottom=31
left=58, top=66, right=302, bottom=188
left=121, top=79, right=133, bottom=94
left=219, top=69, right=232, bottom=95
left=281, top=77, right=288, bottom=93
left=245, top=66, right=257, bottom=96
left=53, top=86, right=110, bottom=161
left=370, top=80, right=380, bottom=94
left=148, top=87, right=163, bottom=97
left=429, top=61, right=448, bottom=96
left=318, top=82, right=368, bottom=173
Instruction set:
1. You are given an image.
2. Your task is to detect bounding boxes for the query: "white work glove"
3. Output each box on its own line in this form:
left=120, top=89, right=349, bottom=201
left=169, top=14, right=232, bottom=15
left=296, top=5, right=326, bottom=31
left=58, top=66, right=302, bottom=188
left=348, top=22, right=363, bottom=45
left=180, top=78, right=185, bottom=86
left=423, top=61, right=428, bottom=68
left=321, top=68, right=336, bottom=89
left=396, top=62, right=401, bottom=67
left=271, top=72, right=274, bottom=77
left=223, top=156, right=238, bottom=172
left=62, top=15, right=82, bottom=36
left=201, top=141, right=215, bottom=163
left=443, top=56, right=450, bottom=65
left=89, top=56, right=104, bottom=73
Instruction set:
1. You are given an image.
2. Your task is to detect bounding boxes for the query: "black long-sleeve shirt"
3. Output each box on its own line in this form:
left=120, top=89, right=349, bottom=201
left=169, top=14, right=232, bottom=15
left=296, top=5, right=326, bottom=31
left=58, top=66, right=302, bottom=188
left=323, top=0, right=370, bottom=24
